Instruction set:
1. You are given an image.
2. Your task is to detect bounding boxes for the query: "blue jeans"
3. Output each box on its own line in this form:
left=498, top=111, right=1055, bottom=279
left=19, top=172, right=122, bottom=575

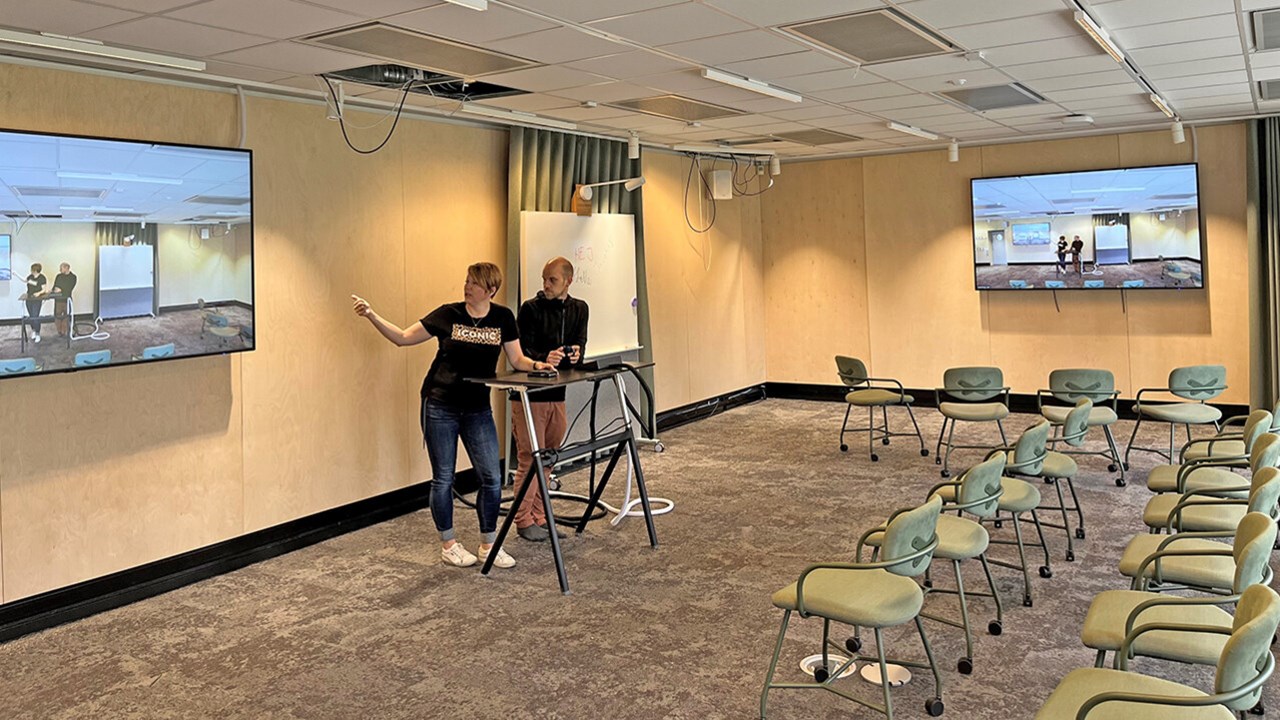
left=422, top=399, right=502, bottom=544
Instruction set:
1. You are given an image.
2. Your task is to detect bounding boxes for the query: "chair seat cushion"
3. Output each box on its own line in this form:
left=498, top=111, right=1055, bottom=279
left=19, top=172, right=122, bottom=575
left=1184, top=439, right=1246, bottom=462
left=1041, top=405, right=1118, bottom=427
left=1117, top=535, right=1235, bottom=589
left=1134, top=403, right=1223, bottom=424
left=998, top=476, right=1040, bottom=512
left=845, top=388, right=914, bottom=406
left=1034, top=667, right=1232, bottom=720
left=866, top=514, right=988, bottom=561
left=1142, top=494, right=1246, bottom=533
left=939, top=401, right=1009, bottom=422
left=1003, top=450, right=1077, bottom=478
left=1080, top=589, right=1230, bottom=664
left=1146, top=466, right=1249, bottom=497
left=772, top=568, right=922, bottom=628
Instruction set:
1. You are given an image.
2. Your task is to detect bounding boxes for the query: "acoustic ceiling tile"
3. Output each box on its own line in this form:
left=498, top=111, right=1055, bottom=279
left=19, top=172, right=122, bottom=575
left=660, top=30, right=806, bottom=66
left=484, top=26, right=630, bottom=64
left=895, top=0, right=1066, bottom=29
left=502, top=0, right=684, bottom=24
left=1092, top=0, right=1237, bottom=29
left=390, top=3, right=558, bottom=44
left=167, top=0, right=362, bottom=40
left=1, top=0, right=141, bottom=37
left=564, top=51, right=695, bottom=79
left=88, top=17, right=269, bottom=57
left=1111, top=14, right=1240, bottom=50
left=719, top=51, right=851, bottom=81
left=588, top=4, right=753, bottom=46
left=701, top=0, right=884, bottom=27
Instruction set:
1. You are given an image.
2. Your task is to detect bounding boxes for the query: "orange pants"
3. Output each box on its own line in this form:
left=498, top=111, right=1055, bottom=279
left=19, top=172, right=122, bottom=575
left=510, top=400, right=567, bottom=529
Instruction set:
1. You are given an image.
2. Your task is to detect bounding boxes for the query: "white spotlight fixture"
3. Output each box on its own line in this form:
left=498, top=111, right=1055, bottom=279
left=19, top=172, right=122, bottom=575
left=701, top=68, right=802, bottom=103
left=886, top=121, right=939, bottom=141
left=769, top=156, right=781, bottom=176
left=1171, top=120, right=1186, bottom=144
left=442, top=0, right=488, bottom=9
left=459, top=103, right=577, bottom=131
left=1149, top=93, right=1176, bottom=119
left=947, top=139, right=959, bottom=163
left=627, top=133, right=640, bottom=160
left=572, top=176, right=645, bottom=215
left=1062, top=113, right=1095, bottom=125
left=0, top=28, right=206, bottom=71
left=324, top=79, right=344, bottom=121
left=1074, top=10, right=1125, bottom=63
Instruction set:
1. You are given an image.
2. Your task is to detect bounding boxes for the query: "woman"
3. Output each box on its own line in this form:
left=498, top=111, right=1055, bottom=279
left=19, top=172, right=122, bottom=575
left=352, top=262, right=553, bottom=570
left=23, top=263, right=47, bottom=343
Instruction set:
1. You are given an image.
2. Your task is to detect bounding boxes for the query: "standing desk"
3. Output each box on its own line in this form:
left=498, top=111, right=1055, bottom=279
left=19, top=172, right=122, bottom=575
left=470, top=363, right=659, bottom=594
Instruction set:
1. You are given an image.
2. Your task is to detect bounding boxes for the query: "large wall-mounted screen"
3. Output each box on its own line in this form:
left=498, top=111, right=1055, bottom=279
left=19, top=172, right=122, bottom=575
left=971, top=163, right=1202, bottom=290
left=0, top=128, right=253, bottom=378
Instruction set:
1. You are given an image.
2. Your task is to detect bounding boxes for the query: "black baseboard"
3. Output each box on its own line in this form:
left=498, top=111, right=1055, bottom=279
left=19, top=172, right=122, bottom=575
left=763, top=382, right=1249, bottom=421
left=655, top=385, right=766, bottom=433
left=0, top=481, right=431, bottom=644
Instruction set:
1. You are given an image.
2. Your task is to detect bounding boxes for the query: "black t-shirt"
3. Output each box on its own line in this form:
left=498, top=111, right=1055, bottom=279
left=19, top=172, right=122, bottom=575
left=52, top=271, right=77, bottom=296
left=1070, top=239, right=1084, bottom=255
left=517, top=292, right=589, bottom=404
left=420, top=302, right=518, bottom=409
left=25, top=273, right=45, bottom=298
left=1056, top=239, right=1068, bottom=256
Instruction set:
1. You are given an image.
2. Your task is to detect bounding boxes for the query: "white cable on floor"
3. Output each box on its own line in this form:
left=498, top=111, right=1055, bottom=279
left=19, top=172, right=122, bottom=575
left=549, top=452, right=674, bottom=526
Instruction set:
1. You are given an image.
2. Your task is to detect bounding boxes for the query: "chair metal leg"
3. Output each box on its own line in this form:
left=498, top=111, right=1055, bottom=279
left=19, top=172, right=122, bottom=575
left=1051, top=477, right=1074, bottom=560
left=1103, top=425, right=1126, bottom=486
left=821, top=618, right=831, bottom=679
left=1029, top=508, right=1053, bottom=571
left=1011, top=511, right=1033, bottom=606
left=839, top=405, right=853, bottom=451
left=935, top=417, right=948, bottom=463
left=874, top=628, right=895, bottom=720
left=1065, top=476, right=1085, bottom=537
left=1124, top=416, right=1144, bottom=468
left=868, top=406, right=876, bottom=460
left=997, top=419, right=1008, bottom=446
left=905, top=403, right=927, bottom=455
left=915, top=616, right=944, bottom=711
left=942, top=419, right=958, bottom=475
left=979, top=553, right=1003, bottom=629
left=1094, top=649, right=1107, bottom=668
left=760, top=610, right=792, bottom=719
left=1168, top=422, right=1176, bottom=465
left=953, top=559, right=974, bottom=669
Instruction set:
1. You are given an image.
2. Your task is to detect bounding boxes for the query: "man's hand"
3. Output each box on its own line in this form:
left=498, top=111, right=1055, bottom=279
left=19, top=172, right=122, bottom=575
left=546, top=348, right=565, bottom=365
left=568, top=345, right=581, bottom=363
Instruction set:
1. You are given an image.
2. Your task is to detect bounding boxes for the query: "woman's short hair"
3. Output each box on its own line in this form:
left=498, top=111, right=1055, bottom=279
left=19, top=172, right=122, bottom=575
left=467, top=262, right=503, bottom=297
left=30, top=262, right=41, bottom=272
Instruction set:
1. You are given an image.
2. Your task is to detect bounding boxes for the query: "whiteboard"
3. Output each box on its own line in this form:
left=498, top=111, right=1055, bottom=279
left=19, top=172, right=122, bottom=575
left=99, top=245, right=154, bottom=290
left=519, top=211, right=640, bottom=358
left=1095, top=225, right=1130, bottom=250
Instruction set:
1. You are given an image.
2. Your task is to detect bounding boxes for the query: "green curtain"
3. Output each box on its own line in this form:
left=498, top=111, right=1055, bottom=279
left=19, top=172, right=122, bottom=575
left=1255, top=119, right=1280, bottom=407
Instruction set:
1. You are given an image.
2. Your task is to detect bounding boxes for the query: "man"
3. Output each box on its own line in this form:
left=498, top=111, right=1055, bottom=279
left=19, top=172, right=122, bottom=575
left=1070, top=235, right=1084, bottom=274
left=51, top=262, right=77, bottom=336
left=511, top=256, right=589, bottom=542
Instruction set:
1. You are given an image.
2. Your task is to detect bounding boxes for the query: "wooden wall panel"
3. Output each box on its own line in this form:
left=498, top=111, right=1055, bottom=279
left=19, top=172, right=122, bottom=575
left=760, top=158, right=869, bottom=384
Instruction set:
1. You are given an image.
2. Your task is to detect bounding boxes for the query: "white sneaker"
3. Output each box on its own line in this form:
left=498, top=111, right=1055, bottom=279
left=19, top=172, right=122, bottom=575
left=440, top=543, right=477, bottom=567
left=32, top=334, right=39, bottom=343
left=479, top=545, right=516, bottom=569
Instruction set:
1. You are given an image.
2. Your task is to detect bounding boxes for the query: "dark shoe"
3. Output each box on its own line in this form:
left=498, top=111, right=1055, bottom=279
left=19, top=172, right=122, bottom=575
left=518, top=524, right=549, bottom=542
left=538, top=523, right=567, bottom=539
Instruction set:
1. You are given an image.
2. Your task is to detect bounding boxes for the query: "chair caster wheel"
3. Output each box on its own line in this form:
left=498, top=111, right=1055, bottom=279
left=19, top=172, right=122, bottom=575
left=1023, top=595, right=1033, bottom=607
left=882, top=437, right=891, bottom=445
left=1066, top=551, right=1075, bottom=562
left=940, top=469, right=950, bottom=478
left=1039, top=566, right=1053, bottom=578
left=921, top=448, right=930, bottom=457
left=1075, top=528, right=1086, bottom=540
left=1123, top=462, right=1131, bottom=471
left=1115, top=477, right=1126, bottom=487
left=926, top=698, right=944, bottom=717
left=840, top=444, right=848, bottom=452
left=845, top=637, right=862, bottom=654
left=935, top=456, right=942, bottom=465
left=813, top=666, right=829, bottom=683
left=871, top=454, right=879, bottom=462
left=653, top=442, right=666, bottom=453
left=993, top=520, right=1003, bottom=529
left=1108, top=463, right=1118, bottom=472
left=923, top=579, right=934, bottom=588
left=1249, top=701, right=1265, bottom=715
left=988, top=620, right=1003, bottom=636
left=957, top=658, right=973, bottom=675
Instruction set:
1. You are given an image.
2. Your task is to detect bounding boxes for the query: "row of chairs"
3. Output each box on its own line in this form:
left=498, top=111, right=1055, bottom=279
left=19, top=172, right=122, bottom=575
left=1007, top=279, right=1152, bottom=289
left=0, top=343, right=176, bottom=375
left=836, top=359, right=1231, bottom=482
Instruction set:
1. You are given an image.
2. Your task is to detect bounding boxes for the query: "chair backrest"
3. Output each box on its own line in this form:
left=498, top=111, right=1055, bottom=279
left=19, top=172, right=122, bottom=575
left=1048, top=368, right=1116, bottom=405
left=1269, top=399, right=1280, bottom=431
left=880, top=496, right=943, bottom=578
left=0, top=358, right=37, bottom=374
left=1083, top=280, right=1105, bottom=288
left=74, top=349, right=111, bottom=367
left=1216, top=584, right=1280, bottom=712
left=1010, top=420, right=1051, bottom=476
left=956, top=455, right=1005, bottom=519
left=1231, top=512, right=1280, bottom=593
left=942, top=366, right=1004, bottom=402
left=1122, top=279, right=1145, bottom=288
left=1242, top=411, right=1275, bottom=452
left=1044, top=280, right=1064, bottom=289
left=1169, top=364, right=1227, bottom=402
left=1009, top=280, right=1028, bottom=289
left=1248, top=467, right=1280, bottom=519
left=140, top=343, right=175, bottom=360
left=1061, top=398, right=1093, bottom=448
left=835, top=356, right=869, bottom=388
left=1249, top=433, right=1280, bottom=474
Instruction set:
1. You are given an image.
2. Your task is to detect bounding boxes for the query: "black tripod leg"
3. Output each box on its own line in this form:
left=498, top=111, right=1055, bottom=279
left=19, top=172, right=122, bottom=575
left=627, top=436, right=659, bottom=548
left=483, top=462, right=539, bottom=576
left=534, top=453, right=570, bottom=595
left=576, top=442, right=627, bottom=535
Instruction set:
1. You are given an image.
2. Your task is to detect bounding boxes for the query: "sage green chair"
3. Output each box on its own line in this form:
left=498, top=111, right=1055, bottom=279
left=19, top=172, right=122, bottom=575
left=835, top=356, right=927, bottom=462
left=1036, top=583, right=1280, bottom=720
left=1183, top=405, right=1279, bottom=462
left=934, top=366, right=1010, bottom=478
left=1147, top=423, right=1280, bottom=500
left=1038, top=369, right=1126, bottom=486
left=1034, top=399, right=1093, bottom=561
left=1117, top=511, right=1276, bottom=595
left=761, top=497, right=945, bottom=719
left=1081, top=512, right=1278, bottom=670
left=1142, top=444, right=1280, bottom=534
left=863, top=455, right=1006, bottom=675
left=981, top=420, right=1055, bottom=607
left=1125, top=364, right=1227, bottom=467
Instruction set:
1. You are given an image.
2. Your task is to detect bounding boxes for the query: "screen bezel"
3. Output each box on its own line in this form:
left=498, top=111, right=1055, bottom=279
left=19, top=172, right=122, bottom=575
left=0, top=126, right=255, bottom=380
left=969, top=161, right=1205, bottom=292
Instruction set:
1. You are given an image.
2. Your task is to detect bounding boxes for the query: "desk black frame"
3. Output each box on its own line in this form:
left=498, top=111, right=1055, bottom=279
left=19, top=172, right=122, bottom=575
left=471, top=364, right=658, bottom=594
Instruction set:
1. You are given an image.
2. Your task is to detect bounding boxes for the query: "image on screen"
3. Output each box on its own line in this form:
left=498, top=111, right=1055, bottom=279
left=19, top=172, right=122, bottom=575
left=971, top=163, right=1201, bottom=290
left=0, top=129, right=253, bottom=378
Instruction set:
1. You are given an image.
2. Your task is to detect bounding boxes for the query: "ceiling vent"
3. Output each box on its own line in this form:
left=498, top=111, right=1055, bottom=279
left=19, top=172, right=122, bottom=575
left=185, top=194, right=250, bottom=206
left=309, top=23, right=536, bottom=78
left=93, top=211, right=146, bottom=218
left=608, top=95, right=742, bottom=122
left=718, top=136, right=784, bottom=147
left=938, top=83, right=1046, bottom=111
left=1, top=210, right=61, bottom=219
left=14, top=186, right=106, bottom=199
left=773, top=129, right=863, bottom=146
left=781, top=9, right=954, bottom=64
left=1253, top=9, right=1280, bottom=51
left=1261, top=79, right=1280, bottom=100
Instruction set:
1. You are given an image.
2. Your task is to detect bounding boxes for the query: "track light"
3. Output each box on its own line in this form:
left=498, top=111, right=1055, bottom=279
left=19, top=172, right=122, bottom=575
left=443, top=0, right=488, bottom=9
left=769, top=156, right=781, bottom=176
left=0, top=28, right=206, bottom=71
left=1074, top=10, right=1125, bottom=63
left=1149, top=93, right=1175, bottom=119
left=575, top=176, right=646, bottom=202
left=886, top=121, right=939, bottom=141
left=627, top=133, right=640, bottom=160
left=947, top=139, right=959, bottom=163
left=701, top=68, right=802, bottom=103
left=324, top=79, right=344, bottom=121
left=1171, top=120, right=1186, bottom=144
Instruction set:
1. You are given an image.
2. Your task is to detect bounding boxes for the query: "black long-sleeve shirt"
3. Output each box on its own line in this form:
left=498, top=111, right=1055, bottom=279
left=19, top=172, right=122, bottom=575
left=517, top=292, right=588, bottom=403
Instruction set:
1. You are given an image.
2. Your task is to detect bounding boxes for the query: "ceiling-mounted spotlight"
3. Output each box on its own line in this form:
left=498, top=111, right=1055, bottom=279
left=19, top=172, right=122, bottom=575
left=1062, top=113, right=1094, bottom=125
left=1074, top=10, right=1125, bottom=63
left=324, top=78, right=344, bottom=121
left=1171, top=120, right=1186, bottom=144
left=443, top=0, right=488, bottom=9
left=1149, top=93, right=1176, bottom=119
left=701, top=68, right=802, bottom=103
left=627, top=133, right=640, bottom=161
left=572, top=176, right=645, bottom=215
left=769, top=156, right=781, bottom=176
left=947, top=139, right=959, bottom=163
left=886, top=121, right=939, bottom=140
